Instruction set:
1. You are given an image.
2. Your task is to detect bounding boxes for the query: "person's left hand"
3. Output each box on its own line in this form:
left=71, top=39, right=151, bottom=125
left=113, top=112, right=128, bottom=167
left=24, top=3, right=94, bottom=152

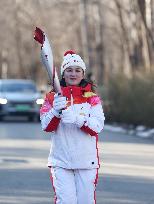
left=61, top=108, right=86, bottom=127
left=61, top=108, right=76, bottom=124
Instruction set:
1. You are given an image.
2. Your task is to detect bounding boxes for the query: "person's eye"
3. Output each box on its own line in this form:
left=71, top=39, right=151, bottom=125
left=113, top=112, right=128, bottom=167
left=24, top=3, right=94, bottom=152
left=66, top=69, right=72, bottom=72
left=76, top=69, right=82, bottom=72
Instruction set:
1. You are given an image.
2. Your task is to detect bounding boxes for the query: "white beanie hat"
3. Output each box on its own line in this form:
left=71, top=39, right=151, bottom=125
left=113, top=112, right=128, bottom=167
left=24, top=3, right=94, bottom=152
left=61, top=50, right=86, bottom=75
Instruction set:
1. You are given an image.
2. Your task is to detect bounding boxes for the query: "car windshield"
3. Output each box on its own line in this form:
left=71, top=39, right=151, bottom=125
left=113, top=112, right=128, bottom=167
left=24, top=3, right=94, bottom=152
left=1, top=83, right=37, bottom=93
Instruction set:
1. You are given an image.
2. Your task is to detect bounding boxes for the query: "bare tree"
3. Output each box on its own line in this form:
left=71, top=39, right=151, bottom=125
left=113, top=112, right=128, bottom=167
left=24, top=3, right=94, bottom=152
left=152, top=0, right=154, bottom=38
left=79, top=0, right=90, bottom=70
left=92, top=1, right=106, bottom=84
left=114, top=0, right=133, bottom=76
left=137, top=0, right=154, bottom=70
left=0, top=0, right=153, bottom=85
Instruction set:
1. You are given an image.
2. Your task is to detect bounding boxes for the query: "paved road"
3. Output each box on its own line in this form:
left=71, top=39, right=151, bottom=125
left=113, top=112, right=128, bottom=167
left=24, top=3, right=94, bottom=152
left=0, top=118, right=154, bottom=204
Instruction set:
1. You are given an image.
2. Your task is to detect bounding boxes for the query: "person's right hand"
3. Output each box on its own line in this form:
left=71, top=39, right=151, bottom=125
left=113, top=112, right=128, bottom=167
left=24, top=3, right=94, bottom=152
left=53, top=93, right=67, bottom=112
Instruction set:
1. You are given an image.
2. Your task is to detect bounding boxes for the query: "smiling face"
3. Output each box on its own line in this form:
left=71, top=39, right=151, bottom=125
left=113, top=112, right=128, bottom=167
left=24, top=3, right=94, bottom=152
left=63, top=66, right=84, bottom=86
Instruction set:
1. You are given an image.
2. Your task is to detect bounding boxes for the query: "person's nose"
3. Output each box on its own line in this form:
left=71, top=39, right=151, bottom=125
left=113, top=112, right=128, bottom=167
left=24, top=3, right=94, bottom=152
left=70, top=70, right=76, bottom=76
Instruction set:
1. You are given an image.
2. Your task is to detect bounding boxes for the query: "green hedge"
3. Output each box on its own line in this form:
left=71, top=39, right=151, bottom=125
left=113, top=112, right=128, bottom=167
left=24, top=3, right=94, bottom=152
left=100, top=72, right=154, bottom=128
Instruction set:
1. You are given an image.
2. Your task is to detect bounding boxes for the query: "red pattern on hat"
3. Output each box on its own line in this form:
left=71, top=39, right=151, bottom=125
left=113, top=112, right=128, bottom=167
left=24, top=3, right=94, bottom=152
left=64, top=50, right=76, bottom=56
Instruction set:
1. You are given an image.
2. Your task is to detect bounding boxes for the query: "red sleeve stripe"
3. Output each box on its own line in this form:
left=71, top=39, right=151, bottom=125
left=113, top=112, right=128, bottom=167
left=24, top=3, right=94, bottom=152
left=80, top=124, right=97, bottom=136
left=45, top=116, right=60, bottom=132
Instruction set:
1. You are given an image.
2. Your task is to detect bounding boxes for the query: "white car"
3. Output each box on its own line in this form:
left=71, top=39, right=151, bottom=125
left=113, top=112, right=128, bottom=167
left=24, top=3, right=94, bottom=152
left=0, top=79, right=44, bottom=121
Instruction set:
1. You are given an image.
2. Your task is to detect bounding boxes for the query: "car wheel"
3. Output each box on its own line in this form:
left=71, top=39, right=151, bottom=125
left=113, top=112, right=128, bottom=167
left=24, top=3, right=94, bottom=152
left=28, top=116, right=35, bottom=122
left=28, top=115, right=40, bottom=122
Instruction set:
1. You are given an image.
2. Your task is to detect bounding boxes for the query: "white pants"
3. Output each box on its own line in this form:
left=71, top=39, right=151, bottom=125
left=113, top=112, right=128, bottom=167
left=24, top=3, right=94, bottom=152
left=50, top=167, right=99, bottom=204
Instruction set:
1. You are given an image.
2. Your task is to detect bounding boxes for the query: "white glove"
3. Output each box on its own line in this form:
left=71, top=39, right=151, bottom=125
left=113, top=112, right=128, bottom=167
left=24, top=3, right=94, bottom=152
left=61, top=108, right=85, bottom=127
left=61, top=108, right=76, bottom=124
left=52, top=94, right=67, bottom=115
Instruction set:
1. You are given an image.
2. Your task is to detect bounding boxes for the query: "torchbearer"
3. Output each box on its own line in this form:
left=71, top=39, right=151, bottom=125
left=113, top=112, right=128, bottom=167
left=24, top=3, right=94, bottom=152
left=36, top=30, right=105, bottom=203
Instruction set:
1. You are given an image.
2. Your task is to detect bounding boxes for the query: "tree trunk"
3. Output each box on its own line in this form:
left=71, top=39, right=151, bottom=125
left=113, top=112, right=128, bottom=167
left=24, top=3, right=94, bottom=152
left=114, top=0, right=132, bottom=77
left=137, top=0, right=154, bottom=69
left=151, top=0, right=154, bottom=66
left=14, top=1, right=23, bottom=78
left=93, top=2, right=106, bottom=85
left=79, top=0, right=90, bottom=70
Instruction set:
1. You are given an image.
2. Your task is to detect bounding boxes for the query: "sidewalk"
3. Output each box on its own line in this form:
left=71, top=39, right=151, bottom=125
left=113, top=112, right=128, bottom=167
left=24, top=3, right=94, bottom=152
left=104, top=124, right=154, bottom=140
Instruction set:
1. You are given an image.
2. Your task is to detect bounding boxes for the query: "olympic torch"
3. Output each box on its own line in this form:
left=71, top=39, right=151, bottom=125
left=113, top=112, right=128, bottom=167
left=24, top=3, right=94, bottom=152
left=34, top=27, right=62, bottom=94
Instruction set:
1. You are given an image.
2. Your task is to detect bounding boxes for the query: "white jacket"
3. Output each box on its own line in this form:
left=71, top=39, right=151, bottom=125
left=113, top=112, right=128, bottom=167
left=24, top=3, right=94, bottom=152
left=40, top=84, right=105, bottom=169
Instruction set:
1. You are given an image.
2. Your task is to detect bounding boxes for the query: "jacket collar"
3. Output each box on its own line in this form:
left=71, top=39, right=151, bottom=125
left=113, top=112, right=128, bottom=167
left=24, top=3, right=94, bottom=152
left=61, top=84, right=92, bottom=99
